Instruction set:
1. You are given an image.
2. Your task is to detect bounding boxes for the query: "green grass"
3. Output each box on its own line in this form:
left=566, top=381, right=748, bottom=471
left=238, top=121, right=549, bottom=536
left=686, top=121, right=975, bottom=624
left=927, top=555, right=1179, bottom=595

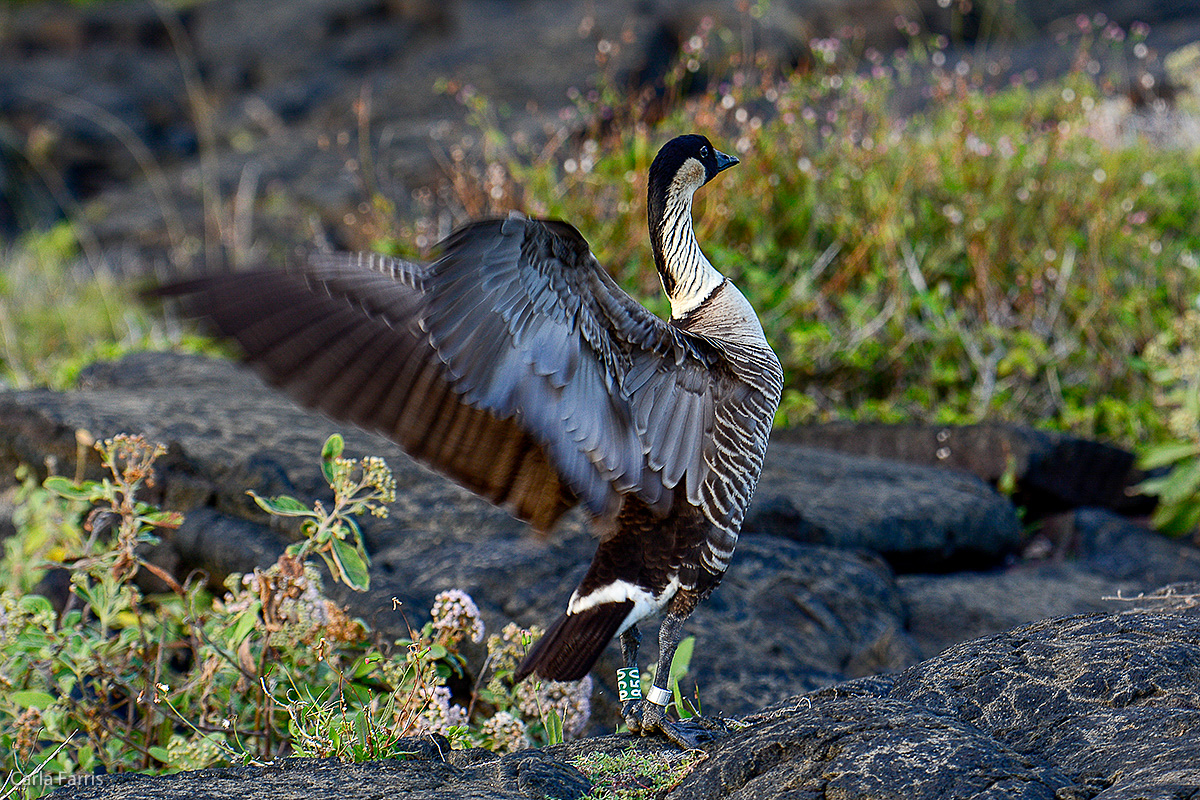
left=389, top=24, right=1200, bottom=452
left=0, top=221, right=216, bottom=391
left=572, top=745, right=701, bottom=799
left=8, top=23, right=1199, bottom=450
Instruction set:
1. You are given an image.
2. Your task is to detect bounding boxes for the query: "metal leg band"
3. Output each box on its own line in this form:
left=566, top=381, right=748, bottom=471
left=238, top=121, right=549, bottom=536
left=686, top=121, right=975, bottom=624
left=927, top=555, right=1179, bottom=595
left=645, top=684, right=672, bottom=707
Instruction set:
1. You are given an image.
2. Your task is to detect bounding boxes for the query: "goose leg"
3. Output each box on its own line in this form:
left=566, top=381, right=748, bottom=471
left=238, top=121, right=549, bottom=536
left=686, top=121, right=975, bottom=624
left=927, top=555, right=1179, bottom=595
left=618, top=625, right=642, bottom=720
left=620, top=626, right=641, bottom=672
left=621, top=604, right=727, bottom=749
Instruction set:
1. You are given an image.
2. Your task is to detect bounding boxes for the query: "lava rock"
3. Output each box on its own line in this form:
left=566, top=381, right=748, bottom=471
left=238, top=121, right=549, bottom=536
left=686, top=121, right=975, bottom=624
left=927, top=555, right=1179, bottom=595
left=676, top=611, right=1200, bottom=800
left=748, top=442, right=1024, bottom=571
left=51, top=740, right=592, bottom=799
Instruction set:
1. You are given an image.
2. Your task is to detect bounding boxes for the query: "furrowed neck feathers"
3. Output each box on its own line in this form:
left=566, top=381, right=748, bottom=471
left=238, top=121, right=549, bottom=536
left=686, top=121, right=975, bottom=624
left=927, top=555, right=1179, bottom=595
left=648, top=156, right=725, bottom=320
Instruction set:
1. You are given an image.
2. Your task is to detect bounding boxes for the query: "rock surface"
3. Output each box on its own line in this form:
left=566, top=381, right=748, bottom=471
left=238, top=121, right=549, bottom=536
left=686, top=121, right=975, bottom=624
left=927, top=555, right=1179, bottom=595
left=779, top=422, right=1152, bottom=519
left=749, top=443, right=1023, bottom=571
left=52, top=738, right=593, bottom=799
left=4, top=350, right=1200, bottom=738
left=673, top=611, right=1200, bottom=799
left=48, top=611, right=1200, bottom=799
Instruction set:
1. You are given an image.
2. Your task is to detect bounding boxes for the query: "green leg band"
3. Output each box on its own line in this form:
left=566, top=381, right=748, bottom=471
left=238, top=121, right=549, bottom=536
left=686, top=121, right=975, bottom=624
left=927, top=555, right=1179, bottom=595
left=616, top=667, right=641, bottom=702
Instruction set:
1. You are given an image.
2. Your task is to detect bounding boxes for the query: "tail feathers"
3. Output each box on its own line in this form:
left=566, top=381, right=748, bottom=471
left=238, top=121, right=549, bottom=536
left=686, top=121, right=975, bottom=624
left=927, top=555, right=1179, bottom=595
left=515, top=601, right=634, bottom=682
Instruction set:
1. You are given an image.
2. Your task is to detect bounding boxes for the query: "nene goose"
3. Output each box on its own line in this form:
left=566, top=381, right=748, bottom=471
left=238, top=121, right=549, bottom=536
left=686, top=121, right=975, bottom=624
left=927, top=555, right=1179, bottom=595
left=156, top=134, right=783, bottom=747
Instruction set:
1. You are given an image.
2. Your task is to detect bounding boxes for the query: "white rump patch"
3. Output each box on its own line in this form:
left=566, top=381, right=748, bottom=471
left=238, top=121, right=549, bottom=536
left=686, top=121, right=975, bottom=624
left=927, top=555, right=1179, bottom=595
left=567, top=577, right=682, bottom=636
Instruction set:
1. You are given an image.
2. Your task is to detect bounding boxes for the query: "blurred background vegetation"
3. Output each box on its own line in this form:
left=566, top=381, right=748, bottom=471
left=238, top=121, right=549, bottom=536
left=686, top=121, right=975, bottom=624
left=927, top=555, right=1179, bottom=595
left=1, top=1, right=1199, bottom=505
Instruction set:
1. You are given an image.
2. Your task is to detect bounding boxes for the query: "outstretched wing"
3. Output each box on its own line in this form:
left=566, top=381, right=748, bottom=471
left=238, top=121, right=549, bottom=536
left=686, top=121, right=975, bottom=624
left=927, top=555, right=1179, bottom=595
left=154, top=256, right=576, bottom=531
left=155, top=213, right=768, bottom=537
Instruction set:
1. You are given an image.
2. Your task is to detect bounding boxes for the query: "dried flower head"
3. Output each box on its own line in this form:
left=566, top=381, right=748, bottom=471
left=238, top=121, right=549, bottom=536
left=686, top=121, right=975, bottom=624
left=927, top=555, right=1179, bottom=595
left=411, top=684, right=468, bottom=736
left=485, top=621, right=541, bottom=675
left=224, top=560, right=364, bottom=648
left=14, top=707, right=42, bottom=759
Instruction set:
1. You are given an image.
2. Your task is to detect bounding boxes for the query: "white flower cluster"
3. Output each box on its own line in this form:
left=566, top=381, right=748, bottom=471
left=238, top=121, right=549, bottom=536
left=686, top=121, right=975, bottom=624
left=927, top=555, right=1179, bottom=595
left=515, top=675, right=593, bottom=739
left=411, top=684, right=468, bottom=736
left=430, top=589, right=484, bottom=645
left=480, top=710, right=528, bottom=753
left=328, top=455, right=396, bottom=518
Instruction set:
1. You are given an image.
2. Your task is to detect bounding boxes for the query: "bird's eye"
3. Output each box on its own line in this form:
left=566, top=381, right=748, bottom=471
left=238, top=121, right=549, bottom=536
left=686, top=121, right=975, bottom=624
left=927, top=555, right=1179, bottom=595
left=699, top=146, right=710, bottom=158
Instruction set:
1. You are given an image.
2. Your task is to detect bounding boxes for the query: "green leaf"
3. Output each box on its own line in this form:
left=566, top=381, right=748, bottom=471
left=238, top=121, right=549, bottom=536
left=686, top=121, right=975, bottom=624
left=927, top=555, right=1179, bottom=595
left=322, top=434, right=345, bottom=484
left=139, top=510, right=184, bottom=527
left=668, top=635, right=694, bottom=685
left=544, top=708, right=564, bottom=746
left=42, top=475, right=97, bottom=501
left=18, top=594, right=55, bottom=617
left=1157, top=459, right=1200, bottom=505
left=149, top=745, right=171, bottom=764
left=248, top=491, right=312, bottom=517
left=1135, top=474, right=1172, bottom=497
left=329, top=536, right=371, bottom=592
left=11, top=690, right=56, bottom=709
left=230, top=603, right=262, bottom=644
left=1138, top=442, right=1200, bottom=470
left=1152, top=499, right=1200, bottom=536
left=668, top=636, right=696, bottom=719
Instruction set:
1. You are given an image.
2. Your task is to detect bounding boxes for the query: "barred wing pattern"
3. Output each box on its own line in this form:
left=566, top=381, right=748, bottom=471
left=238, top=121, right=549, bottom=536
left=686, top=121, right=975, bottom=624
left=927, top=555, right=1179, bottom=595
left=417, top=213, right=778, bottom=552
left=680, top=334, right=783, bottom=572
left=161, top=212, right=778, bottom=555
left=161, top=258, right=577, bottom=531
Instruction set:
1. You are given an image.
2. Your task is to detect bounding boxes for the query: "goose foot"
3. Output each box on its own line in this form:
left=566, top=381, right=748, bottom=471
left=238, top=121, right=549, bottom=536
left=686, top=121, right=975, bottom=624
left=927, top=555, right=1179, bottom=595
left=622, top=699, right=732, bottom=750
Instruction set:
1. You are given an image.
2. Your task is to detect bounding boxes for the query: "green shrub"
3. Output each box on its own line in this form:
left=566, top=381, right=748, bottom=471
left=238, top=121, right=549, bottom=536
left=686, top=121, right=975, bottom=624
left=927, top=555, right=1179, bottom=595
left=1136, top=310, right=1200, bottom=536
left=387, top=22, right=1200, bottom=453
left=0, top=434, right=592, bottom=797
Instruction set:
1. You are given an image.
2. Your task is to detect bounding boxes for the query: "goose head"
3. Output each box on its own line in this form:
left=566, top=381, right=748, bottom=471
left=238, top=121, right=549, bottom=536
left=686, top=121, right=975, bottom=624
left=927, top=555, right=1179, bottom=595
left=646, top=135, right=739, bottom=314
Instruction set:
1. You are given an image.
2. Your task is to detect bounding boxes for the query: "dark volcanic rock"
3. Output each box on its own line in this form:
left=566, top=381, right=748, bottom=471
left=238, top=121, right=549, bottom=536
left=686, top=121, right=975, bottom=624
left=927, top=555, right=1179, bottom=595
left=748, top=442, right=1023, bottom=571
left=898, top=508, right=1200, bottom=658
left=672, top=696, right=1076, bottom=799
left=781, top=422, right=1150, bottom=519
left=51, top=739, right=592, bottom=799
left=47, top=612, right=1200, bottom=799
left=674, top=611, right=1200, bottom=800
left=887, top=612, right=1200, bottom=798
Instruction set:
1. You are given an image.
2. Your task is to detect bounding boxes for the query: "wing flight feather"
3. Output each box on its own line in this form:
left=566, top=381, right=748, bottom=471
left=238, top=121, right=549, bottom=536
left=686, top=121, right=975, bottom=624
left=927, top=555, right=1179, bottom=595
left=156, top=212, right=774, bottom=539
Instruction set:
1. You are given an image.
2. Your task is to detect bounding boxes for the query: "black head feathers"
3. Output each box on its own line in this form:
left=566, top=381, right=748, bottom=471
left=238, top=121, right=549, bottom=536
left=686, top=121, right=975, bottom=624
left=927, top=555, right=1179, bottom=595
left=648, top=134, right=739, bottom=192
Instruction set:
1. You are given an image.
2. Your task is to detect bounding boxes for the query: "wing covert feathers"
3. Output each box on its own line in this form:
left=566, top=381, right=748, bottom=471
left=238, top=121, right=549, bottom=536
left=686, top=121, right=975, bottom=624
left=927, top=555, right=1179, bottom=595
left=153, top=212, right=781, bottom=541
